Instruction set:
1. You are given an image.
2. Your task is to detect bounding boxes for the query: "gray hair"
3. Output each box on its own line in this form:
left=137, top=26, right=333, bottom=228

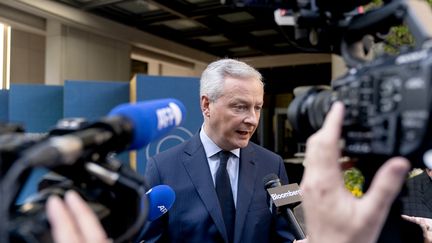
left=200, top=58, right=263, bottom=102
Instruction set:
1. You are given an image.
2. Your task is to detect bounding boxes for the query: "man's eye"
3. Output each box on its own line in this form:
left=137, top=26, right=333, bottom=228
left=234, top=105, right=247, bottom=111
left=255, top=106, right=262, bottom=112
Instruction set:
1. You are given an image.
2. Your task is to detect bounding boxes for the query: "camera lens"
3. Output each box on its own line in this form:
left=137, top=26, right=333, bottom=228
left=287, top=86, right=333, bottom=139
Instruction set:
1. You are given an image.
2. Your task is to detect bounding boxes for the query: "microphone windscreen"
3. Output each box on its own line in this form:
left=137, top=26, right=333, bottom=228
left=263, top=173, right=281, bottom=189
left=109, top=98, right=186, bottom=150
left=146, top=185, right=176, bottom=221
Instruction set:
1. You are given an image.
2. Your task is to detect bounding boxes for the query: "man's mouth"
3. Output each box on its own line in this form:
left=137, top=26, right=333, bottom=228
left=237, top=131, right=249, bottom=136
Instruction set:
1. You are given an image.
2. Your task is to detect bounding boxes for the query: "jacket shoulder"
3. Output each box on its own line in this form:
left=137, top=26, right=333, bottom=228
left=248, top=141, right=282, bottom=160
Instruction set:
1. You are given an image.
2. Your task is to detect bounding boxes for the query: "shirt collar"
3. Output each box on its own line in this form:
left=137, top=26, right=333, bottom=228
left=200, top=125, right=240, bottom=158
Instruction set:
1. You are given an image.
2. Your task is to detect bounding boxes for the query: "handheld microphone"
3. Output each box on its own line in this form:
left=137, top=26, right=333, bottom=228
left=263, top=173, right=306, bottom=240
left=134, top=185, right=175, bottom=241
left=146, top=185, right=176, bottom=221
left=21, top=98, right=186, bottom=166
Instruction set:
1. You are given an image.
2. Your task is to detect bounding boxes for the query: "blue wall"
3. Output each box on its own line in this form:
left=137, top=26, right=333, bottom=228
left=4, top=76, right=203, bottom=202
left=7, top=84, right=63, bottom=204
left=9, top=81, right=130, bottom=204
left=64, top=80, right=130, bottom=122
left=134, top=74, right=202, bottom=174
left=64, top=80, right=130, bottom=163
left=9, top=84, right=63, bottom=133
left=0, top=90, right=9, bottom=122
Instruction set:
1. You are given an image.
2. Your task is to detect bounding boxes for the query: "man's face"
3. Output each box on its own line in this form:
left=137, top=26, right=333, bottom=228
left=202, top=76, right=264, bottom=151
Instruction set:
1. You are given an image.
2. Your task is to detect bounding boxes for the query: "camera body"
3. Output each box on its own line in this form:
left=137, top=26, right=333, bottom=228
left=336, top=47, right=432, bottom=160
left=283, top=0, right=432, bottom=166
left=289, top=46, right=432, bottom=164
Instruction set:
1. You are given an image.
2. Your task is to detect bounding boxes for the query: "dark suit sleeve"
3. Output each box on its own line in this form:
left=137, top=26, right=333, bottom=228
left=273, top=155, right=296, bottom=243
left=138, top=157, right=169, bottom=243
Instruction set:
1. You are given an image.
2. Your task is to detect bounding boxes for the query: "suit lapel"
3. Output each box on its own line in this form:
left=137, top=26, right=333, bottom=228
left=234, top=145, right=257, bottom=243
left=182, top=135, right=228, bottom=242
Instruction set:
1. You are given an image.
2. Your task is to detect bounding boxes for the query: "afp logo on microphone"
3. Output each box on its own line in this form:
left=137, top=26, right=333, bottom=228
left=158, top=205, right=168, bottom=214
left=267, top=183, right=303, bottom=207
left=156, top=102, right=183, bottom=130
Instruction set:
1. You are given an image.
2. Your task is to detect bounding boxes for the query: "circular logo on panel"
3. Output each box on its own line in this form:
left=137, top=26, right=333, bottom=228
left=145, top=126, right=193, bottom=160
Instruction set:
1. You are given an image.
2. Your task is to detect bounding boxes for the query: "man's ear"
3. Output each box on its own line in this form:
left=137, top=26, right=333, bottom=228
left=201, top=95, right=210, bottom=118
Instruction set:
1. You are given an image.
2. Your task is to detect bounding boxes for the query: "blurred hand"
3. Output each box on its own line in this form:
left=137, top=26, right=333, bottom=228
left=300, top=102, right=410, bottom=243
left=402, top=215, right=432, bottom=243
left=46, top=190, right=110, bottom=243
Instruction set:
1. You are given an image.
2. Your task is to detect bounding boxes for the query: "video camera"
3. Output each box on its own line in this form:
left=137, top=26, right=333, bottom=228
left=0, top=98, right=186, bottom=243
left=232, top=0, right=432, bottom=167
left=0, top=119, right=148, bottom=243
left=287, top=0, right=432, bottom=168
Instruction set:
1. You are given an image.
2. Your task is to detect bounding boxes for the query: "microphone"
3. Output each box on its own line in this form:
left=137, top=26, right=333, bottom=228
left=146, top=185, right=175, bottom=221
left=134, top=185, right=175, bottom=241
left=21, top=98, right=186, bottom=166
left=108, top=98, right=185, bottom=150
left=263, top=173, right=306, bottom=240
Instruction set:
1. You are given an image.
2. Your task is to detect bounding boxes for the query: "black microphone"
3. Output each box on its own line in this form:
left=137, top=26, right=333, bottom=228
left=263, top=173, right=306, bottom=240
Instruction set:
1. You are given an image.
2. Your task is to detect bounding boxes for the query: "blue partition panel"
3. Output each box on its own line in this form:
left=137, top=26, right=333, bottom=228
left=64, top=80, right=130, bottom=122
left=16, top=81, right=130, bottom=204
left=9, top=84, right=63, bottom=133
left=0, top=89, right=9, bottom=122
left=134, top=74, right=202, bottom=174
left=9, top=84, right=62, bottom=205
left=64, top=80, right=130, bottom=163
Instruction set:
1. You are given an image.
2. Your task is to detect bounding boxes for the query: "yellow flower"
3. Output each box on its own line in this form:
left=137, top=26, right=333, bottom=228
left=350, top=187, right=363, bottom=198
left=344, top=167, right=365, bottom=198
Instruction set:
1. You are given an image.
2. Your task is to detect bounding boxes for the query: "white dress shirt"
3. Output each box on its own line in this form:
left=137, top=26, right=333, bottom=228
left=200, top=127, right=240, bottom=207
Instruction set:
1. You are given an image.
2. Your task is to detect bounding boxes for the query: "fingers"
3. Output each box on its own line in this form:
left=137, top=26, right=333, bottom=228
left=304, top=102, right=344, bottom=171
left=363, top=157, right=410, bottom=218
left=46, top=191, right=109, bottom=243
left=301, top=102, right=346, bottom=212
left=302, top=102, right=345, bottom=192
left=47, top=195, right=81, bottom=243
left=321, top=101, right=345, bottom=142
left=402, top=215, right=432, bottom=236
left=401, top=215, right=417, bottom=224
left=63, top=191, right=109, bottom=243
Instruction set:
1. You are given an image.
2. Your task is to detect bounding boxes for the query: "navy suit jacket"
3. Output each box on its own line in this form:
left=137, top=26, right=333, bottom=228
left=401, top=171, right=432, bottom=218
left=142, top=134, right=295, bottom=243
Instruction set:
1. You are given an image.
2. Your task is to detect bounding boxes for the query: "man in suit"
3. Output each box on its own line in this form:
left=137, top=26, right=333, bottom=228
left=143, top=58, right=297, bottom=243
left=401, top=168, right=432, bottom=218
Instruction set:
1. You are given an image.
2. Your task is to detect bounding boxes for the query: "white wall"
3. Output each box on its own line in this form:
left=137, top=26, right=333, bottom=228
left=10, top=29, right=45, bottom=84
left=161, top=64, right=204, bottom=77
left=44, top=21, right=131, bottom=85
left=1, top=1, right=209, bottom=86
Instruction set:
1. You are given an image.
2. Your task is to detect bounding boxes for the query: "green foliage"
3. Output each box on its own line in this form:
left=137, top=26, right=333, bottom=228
left=363, top=0, right=432, bottom=54
left=384, top=26, right=415, bottom=54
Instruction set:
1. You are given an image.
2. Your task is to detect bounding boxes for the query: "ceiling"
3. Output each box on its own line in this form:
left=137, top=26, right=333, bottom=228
left=51, top=0, right=329, bottom=58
